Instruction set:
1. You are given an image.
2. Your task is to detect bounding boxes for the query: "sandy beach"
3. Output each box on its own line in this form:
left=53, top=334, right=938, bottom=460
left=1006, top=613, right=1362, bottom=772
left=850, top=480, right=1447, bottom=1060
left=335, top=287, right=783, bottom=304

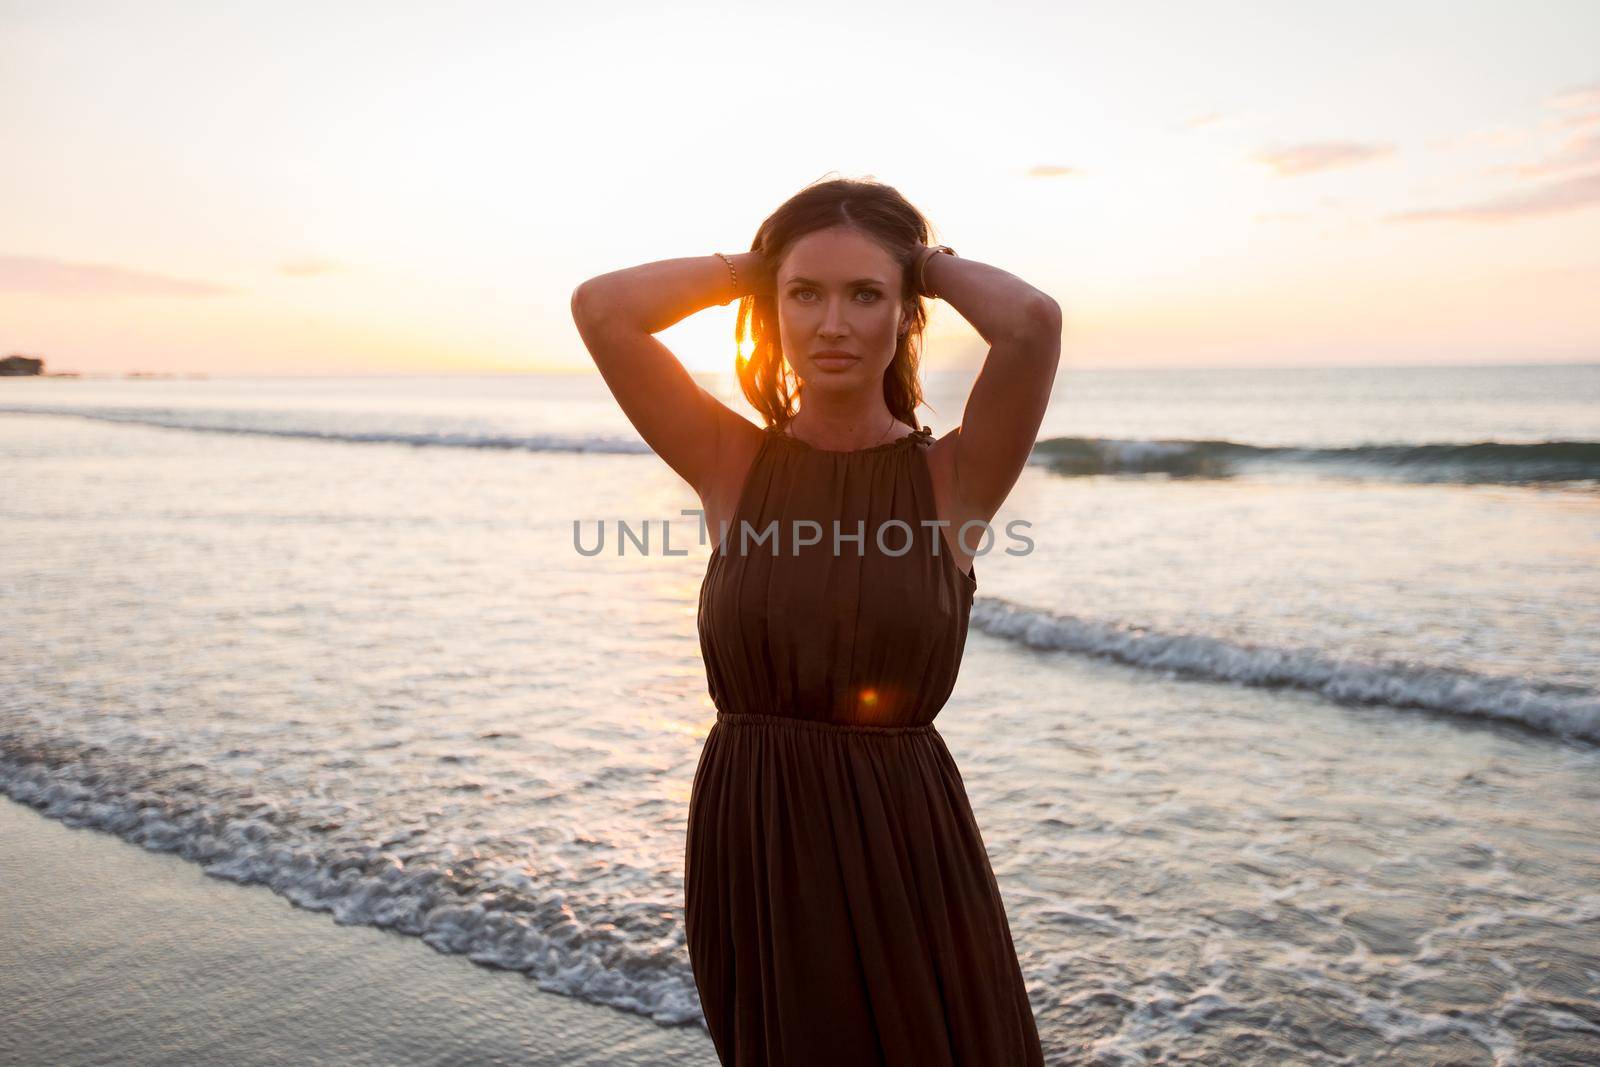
left=1, top=799, right=717, bottom=1066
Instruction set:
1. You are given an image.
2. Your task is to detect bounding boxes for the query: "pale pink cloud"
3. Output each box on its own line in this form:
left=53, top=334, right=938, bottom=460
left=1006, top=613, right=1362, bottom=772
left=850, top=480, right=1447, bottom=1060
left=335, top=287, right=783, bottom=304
left=1387, top=169, right=1600, bottom=222
left=0, top=255, right=236, bottom=297
left=1501, top=131, right=1600, bottom=178
left=1428, top=124, right=1529, bottom=152
left=1251, top=141, right=1396, bottom=176
left=1543, top=80, right=1600, bottom=112
left=1534, top=80, right=1600, bottom=137
left=1026, top=164, right=1082, bottom=178
left=1182, top=111, right=1230, bottom=130
left=277, top=257, right=341, bottom=277
left=1555, top=111, right=1600, bottom=131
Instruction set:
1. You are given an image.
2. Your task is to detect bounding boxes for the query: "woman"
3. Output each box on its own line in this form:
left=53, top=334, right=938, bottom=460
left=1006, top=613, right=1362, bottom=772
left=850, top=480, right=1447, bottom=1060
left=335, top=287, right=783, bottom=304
left=570, top=176, right=1060, bottom=1065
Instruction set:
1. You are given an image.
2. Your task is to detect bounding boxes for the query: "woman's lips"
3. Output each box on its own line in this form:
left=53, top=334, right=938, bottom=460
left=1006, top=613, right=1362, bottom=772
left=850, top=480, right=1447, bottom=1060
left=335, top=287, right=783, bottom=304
left=813, top=355, right=860, bottom=371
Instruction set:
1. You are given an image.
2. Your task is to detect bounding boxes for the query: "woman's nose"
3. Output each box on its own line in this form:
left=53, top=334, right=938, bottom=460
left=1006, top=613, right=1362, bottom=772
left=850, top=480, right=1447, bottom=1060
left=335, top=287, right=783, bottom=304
left=820, top=297, right=849, bottom=334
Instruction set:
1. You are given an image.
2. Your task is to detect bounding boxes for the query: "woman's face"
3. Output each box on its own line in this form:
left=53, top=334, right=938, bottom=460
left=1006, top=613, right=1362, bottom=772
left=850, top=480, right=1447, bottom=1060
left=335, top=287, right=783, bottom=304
left=775, top=226, right=910, bottom=393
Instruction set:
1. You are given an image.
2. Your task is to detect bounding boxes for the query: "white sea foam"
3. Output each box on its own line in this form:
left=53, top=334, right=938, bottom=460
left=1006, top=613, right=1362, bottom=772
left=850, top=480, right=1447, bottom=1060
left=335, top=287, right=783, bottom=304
left=970, top=596, right=1600, bottom=742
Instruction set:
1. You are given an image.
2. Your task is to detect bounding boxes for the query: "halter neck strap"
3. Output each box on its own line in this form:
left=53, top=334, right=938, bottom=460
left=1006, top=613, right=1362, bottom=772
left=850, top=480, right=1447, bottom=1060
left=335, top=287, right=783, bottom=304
left=764, top=423, right=934, bottom=454
left=765, top=423, right=933, bottom=444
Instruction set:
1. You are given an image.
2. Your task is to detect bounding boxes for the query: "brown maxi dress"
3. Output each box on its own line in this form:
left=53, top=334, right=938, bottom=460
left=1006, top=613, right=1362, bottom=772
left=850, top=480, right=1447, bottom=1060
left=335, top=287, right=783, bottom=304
left=686, top=422, right=1044, bottom=1066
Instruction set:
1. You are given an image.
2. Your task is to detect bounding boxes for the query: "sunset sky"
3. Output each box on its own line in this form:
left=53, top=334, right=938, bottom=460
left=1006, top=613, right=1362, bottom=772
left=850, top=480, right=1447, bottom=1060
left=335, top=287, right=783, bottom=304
left=3, top=1, right=1598, bottom=376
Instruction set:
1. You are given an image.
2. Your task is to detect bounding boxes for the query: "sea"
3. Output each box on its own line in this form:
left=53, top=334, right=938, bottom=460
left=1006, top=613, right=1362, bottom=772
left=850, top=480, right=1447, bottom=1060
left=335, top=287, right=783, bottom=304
left=2, top=363, right=1598, bottom=1064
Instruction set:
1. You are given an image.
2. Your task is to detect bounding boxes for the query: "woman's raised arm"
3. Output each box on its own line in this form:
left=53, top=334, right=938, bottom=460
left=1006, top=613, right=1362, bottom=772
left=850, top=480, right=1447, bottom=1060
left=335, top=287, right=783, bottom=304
left=570, top=252, right=772, bottom=497
left=919, top=250, right=1061, bottom=524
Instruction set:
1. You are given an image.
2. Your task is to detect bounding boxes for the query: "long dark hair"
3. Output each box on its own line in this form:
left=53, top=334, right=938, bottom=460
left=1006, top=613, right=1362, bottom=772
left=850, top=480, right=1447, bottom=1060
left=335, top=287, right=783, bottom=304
left=734, top=174, right=938, bottom=432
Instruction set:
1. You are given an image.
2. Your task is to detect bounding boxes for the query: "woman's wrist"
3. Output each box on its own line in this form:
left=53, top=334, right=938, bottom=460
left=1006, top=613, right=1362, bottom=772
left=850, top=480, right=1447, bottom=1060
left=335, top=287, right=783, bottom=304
left=716, top=251, right=773, bottom=300
left=915, top=245, right=956, bottom=299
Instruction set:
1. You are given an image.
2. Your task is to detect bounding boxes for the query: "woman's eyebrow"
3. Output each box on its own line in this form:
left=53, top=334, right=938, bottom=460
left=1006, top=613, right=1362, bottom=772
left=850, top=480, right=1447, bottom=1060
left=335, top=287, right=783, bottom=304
left=786, top=276, right=887, bottom=286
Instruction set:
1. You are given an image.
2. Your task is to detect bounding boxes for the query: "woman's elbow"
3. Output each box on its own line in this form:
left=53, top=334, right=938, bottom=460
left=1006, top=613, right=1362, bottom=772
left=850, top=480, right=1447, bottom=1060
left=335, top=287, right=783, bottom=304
left=1027, top=293, right=1063, bottom=334
left=570, top=280, right=612, bottom=327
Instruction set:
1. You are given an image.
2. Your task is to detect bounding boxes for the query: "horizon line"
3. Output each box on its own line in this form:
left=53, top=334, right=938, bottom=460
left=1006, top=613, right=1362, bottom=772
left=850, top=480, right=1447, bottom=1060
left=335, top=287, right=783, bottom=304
left=8, top=357, right=1599, bottom=380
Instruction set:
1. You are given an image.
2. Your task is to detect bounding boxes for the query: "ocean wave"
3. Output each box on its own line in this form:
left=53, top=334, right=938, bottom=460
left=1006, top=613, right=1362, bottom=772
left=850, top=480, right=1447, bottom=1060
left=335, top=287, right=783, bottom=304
left=0, top=405, right=655, bottom=455
left=0, top=733, right=707, bottom=1030
left=1032, top=436, right=1600, bottom=486
left=10, top=406, right=1597, bottom=486
left=970, top=597, right=1600, bottom=743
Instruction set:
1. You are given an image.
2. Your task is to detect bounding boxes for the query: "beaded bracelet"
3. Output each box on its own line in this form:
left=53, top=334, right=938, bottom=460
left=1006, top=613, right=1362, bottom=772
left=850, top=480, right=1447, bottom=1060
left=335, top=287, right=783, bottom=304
left=714, top=252, right=739, bottom=298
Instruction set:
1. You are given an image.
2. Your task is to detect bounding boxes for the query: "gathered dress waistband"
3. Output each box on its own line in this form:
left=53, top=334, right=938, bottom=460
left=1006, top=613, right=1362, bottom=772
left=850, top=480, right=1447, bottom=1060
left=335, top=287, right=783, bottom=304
left=715, top=711, right=938, bottom=736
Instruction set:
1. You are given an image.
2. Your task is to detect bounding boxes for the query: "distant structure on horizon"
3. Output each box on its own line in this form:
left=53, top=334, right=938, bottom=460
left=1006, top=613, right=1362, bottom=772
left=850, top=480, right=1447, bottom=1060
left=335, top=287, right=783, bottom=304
left=1, top=354, right=44, bottom=376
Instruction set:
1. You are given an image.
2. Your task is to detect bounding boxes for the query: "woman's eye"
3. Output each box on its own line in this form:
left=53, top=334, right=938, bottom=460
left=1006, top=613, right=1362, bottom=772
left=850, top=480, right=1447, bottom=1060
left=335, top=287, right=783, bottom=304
left=789, top=288, right=881, bottom=302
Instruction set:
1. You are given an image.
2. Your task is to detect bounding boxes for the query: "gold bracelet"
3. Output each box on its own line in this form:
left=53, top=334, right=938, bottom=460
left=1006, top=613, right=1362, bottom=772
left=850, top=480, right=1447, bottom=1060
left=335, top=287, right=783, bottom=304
left=917, top=245, right=956, bottom=299
left=714, top=252, right=739, bottom=298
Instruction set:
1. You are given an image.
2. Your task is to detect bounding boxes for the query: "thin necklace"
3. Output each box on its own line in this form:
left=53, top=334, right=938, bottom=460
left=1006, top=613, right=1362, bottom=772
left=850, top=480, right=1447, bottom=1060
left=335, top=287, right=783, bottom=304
left=788, top=411, right=897, bottom=449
